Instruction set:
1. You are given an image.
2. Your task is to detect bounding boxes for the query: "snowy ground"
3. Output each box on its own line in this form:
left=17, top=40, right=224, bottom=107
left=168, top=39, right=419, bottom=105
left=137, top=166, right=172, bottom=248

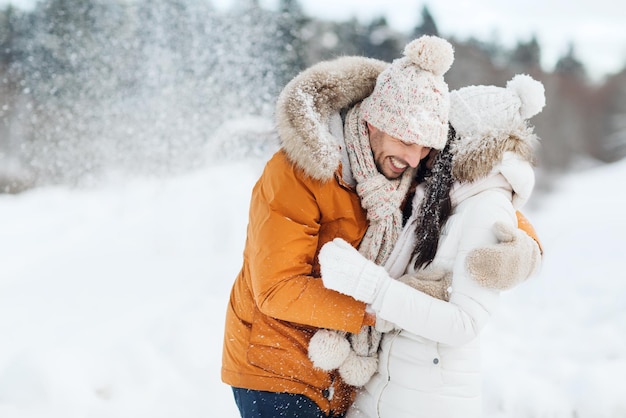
left=1, top=155, right=625, bottom=418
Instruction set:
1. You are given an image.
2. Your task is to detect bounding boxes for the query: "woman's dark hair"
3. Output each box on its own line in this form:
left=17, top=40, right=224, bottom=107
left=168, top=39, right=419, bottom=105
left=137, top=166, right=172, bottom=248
left=411, top=125, right=457, bottom=269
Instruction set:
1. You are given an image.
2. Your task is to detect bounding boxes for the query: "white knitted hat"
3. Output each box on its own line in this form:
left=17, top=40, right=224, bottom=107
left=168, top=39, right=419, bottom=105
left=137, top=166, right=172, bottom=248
left=449, top=74, right=546, bottom=140
left=360, top=35, right=454, bottom=150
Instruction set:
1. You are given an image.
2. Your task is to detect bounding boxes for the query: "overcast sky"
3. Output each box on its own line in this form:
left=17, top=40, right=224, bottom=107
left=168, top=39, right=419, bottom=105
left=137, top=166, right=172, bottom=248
left=2, top=0, right=625, bottom=81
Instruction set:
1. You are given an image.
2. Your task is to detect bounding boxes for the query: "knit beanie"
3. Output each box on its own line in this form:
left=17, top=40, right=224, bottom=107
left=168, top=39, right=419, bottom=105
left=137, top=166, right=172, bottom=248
left=360, top=35, right=454, bottom=150
left=449, top=74, right=546, bottom=140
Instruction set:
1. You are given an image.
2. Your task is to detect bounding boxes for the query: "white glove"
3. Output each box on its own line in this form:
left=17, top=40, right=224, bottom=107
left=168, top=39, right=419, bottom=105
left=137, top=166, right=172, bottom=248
left=319, top=238, right=390, bottom=304
left=466, top=221, right=542, bottom=290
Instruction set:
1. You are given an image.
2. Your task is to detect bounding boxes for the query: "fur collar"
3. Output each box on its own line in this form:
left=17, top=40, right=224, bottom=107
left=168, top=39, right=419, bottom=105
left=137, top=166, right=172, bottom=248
left=275, top=56, right=388, bottom=181
left=451, top=124, right=538, bottom=183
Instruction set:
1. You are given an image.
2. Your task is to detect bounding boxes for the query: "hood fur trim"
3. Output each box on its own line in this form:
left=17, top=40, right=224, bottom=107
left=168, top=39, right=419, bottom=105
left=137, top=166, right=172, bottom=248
left=275, top=56, right=389, bottom=181
left=452, top=124, right=538, bottom=183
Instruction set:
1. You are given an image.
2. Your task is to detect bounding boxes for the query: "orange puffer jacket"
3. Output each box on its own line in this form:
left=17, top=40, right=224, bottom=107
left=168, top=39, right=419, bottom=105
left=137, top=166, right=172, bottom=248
left=222, top=55, right=388, bottom=416
left=222, top=150, right=371, bottom=415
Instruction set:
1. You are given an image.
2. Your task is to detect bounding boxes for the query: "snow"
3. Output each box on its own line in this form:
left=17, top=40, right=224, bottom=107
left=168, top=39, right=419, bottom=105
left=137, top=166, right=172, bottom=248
left=1, top=149, right=626, bottom=417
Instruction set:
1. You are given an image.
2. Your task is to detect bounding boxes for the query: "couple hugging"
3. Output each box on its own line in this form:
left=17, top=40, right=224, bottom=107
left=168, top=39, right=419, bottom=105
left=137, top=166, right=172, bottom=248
left=223, top=35, right=545, bottom=418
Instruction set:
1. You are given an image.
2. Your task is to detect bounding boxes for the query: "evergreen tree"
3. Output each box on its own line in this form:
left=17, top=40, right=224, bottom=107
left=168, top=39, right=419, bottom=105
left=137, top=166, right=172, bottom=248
left=217, top=1, right=284, bottom=116
left=334, top=18, right=365, bottom=57
left=0, top=6, right=19, bottom=68
left=363, top=16, right=402, bottom=63
left=276, top=0, right=308, bottom=86
left=412, top=5, right=439, bottom=38
left=555, top=42, right=586, bottom=79
left=593, top=70, right=626, bottom=162
left=510, top=35, right=542, bottom=70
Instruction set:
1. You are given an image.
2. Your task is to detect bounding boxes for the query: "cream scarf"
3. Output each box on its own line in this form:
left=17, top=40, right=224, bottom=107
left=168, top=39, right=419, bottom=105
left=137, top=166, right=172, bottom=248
left=343, top=104, right=415, bottom=265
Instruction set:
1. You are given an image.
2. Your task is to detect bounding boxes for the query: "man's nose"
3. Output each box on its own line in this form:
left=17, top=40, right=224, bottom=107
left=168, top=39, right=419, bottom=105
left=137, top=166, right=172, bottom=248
left=404, top=147, right=425, bottom=168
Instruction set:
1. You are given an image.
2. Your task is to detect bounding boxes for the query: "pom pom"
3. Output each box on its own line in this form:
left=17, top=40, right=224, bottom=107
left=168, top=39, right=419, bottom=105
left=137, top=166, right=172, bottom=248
left=403, top=35, right=454, bottom=76
left=338, top=351, right=379, bottom=387
left=308, top=329, right=351, bottom=371
left=506, top=74, right=546, bottom=119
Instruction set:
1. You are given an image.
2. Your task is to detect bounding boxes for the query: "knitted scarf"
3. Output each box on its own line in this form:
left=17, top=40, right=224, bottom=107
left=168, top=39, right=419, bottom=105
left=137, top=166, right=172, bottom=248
left=343, top=103, right=415, bottom=265
left=317, top=104, right=416, bottom=387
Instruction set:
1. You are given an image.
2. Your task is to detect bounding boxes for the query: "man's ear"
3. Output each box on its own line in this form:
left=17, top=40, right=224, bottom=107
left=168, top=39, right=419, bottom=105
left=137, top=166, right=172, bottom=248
left=366, top=121, right=377, bottom=134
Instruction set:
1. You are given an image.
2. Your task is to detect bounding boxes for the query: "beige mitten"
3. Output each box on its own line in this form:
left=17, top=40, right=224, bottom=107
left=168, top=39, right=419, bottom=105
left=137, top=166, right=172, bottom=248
left=398, top=268, right=452, bottom=301
left=466, top=221, right=542, bottom=290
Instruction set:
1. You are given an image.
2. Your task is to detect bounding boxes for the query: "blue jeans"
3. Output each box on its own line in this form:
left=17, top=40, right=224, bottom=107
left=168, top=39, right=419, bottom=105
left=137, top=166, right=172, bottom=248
left=232, top=387, right=344, bottom=418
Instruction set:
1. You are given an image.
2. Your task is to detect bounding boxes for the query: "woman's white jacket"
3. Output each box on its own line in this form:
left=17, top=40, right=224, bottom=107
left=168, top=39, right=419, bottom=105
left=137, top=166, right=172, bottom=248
left=348, top=152, right=535, bottom=418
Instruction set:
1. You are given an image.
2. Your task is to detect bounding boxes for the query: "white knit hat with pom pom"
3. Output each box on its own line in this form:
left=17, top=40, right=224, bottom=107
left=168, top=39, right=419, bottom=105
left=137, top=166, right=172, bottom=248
left=449, top=74, right=546, bottom=140
left=360, top=35, right=454, bottom=150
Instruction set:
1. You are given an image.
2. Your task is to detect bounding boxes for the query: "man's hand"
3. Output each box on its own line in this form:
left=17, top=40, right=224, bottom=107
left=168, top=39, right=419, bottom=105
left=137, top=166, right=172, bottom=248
left=319, top=238, right=389, bottom=304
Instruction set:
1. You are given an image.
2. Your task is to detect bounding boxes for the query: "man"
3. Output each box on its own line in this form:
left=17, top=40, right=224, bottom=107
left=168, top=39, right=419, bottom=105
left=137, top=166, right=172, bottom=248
left=221, top=36, right=541, bottom=417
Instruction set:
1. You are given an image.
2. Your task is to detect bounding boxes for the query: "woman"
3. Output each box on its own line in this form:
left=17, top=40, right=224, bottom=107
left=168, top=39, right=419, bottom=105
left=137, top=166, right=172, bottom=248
left=318, top=74, right=545, bottom=417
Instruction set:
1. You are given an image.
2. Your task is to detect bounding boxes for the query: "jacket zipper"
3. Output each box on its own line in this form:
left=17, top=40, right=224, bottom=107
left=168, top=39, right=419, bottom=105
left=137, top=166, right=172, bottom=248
left=376, top=329, right=400, bottom=417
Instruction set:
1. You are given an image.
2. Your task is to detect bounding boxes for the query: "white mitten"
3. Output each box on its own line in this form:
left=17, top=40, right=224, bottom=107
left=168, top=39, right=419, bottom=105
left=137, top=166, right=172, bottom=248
left=466, top=221, right=542, bottom=290
left=319, top=238, right=390, bottom=304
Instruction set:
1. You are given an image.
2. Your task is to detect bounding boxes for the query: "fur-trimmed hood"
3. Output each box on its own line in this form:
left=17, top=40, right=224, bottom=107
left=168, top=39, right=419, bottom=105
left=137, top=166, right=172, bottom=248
left=450, top=125, right=538, bottom=208
left=451, top=124, right=537, bottom=183
left=275, top=56, right=388, bottom=181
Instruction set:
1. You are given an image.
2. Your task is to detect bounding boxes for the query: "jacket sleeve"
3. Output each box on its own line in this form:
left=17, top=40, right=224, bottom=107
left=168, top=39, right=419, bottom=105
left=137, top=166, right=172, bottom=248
left=516, top=210, right=543, bottom=254
left=246, top=152, right=368, bottom=334
left=374, top=191, right=515, bottom=345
